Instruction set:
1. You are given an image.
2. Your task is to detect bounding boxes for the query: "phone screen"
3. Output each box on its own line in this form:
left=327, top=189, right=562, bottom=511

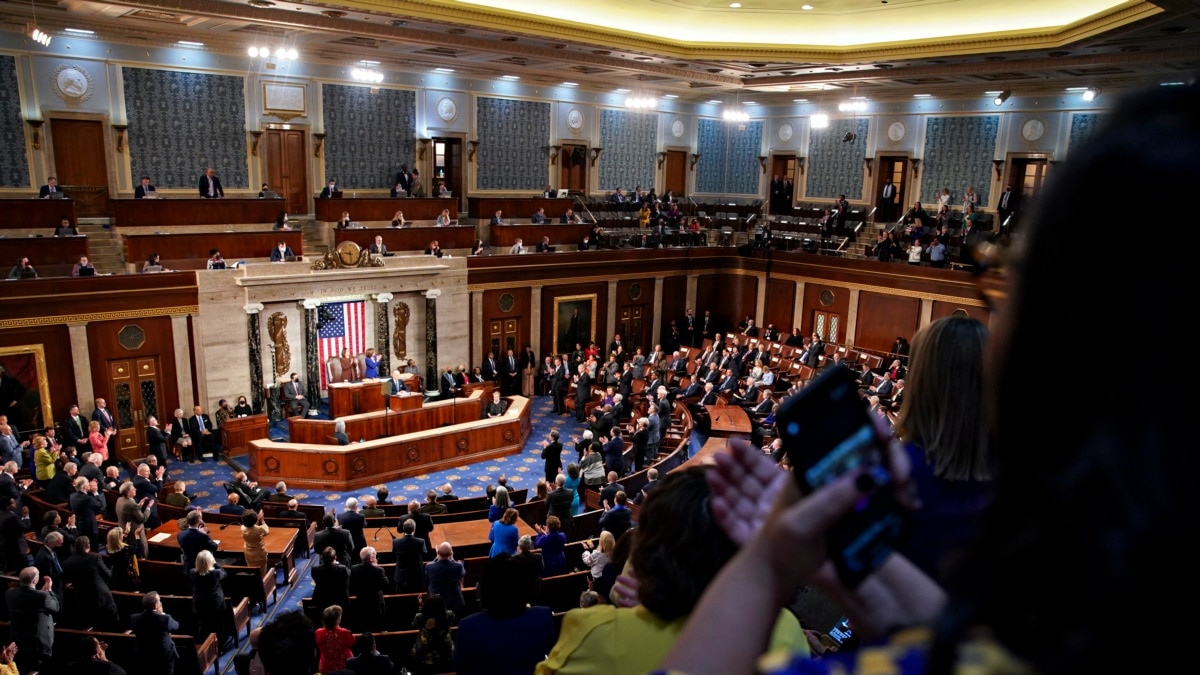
left=777, top=365, right=909, bottom=587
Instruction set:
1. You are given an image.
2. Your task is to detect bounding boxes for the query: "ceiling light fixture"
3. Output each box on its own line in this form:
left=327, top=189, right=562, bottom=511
left=793, top=98, right=809, bottom=103
left=625, top=95, right=658, bottom=110
left=722, top=109, right=749, bottom=122
left=984, top=90, right=1004, bottom=95
left=802, top=4, right=815, bottom=10
left=64, top=28, right=94, bottom=35
left=1064, top=86, right=1088, bottom=92
left=913, top=94, right=932, bottom=98
left=811, top=114, right=829, bottom=129
left=1160, top=81, right=1186, bottom=86
left=500, top=75, right=520, bottom=81
left=729, top=2, right=742, bottom=7
left=1081, top=88, right=1099, bottom=102
left=434, top=67, right=455, bottom=73
left=662, top=94, right=678, bottom=99
left=178, top=40, right=204, bottom=47
left=838, top=100, right=867, bottom=112
left=352, top=67, right=384, bottom=83
left=706, top=100, right=721, bottom=104
left=993, top=90, right=1011, bottom=105
left=614, top=88, right=631, bottom=94
left=27, top=24, right=51, bottom=46
left=560, top=81, right=578, bottom=87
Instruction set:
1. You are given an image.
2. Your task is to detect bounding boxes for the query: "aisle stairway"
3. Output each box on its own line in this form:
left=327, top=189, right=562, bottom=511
left=78, top=222, right=125, bottom=274
left=298, top=217, right=325, bottom=260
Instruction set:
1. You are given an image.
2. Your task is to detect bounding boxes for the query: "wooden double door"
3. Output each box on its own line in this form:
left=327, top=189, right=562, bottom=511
left=264, top=128, right=309, bottom=214
left=107, top=357, right=163, bottom=460
left=50, top=118, right=109, bottom=217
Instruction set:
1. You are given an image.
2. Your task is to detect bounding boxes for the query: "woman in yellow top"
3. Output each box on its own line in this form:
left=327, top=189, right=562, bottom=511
left=32, top=434, right=56, bottom=483
left=241, top=510, right=271, bottom=572
left=638, top=203, right=651, bottom=228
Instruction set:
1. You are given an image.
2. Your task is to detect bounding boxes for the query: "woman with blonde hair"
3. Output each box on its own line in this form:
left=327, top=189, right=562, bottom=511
left=437, top=208, right=453, bottom=227
left=107, top=525, right=142, bottom=591
left=31, top=435, right=56, bottom=485
left=391, top=210, right=406, bottom=228
left=190, top=550, right=231, bottom=652
left=581, top=530, right=614, bottom=579
left=241, top=510, right=271, bottom=573
left=87, top=419, right=110, bottom=461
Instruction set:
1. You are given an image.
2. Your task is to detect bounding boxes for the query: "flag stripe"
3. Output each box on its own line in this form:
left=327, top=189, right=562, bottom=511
left=317, top=301, right=366, bottom=390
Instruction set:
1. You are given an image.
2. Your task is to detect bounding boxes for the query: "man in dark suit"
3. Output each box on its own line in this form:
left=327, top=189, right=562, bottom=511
left=189, top=405, right=216, bottom=460
left=131, top=592, right=180, bottom=675
left=5, top=566, right=59, bottom=673
left=45, top=461, right=78, bottom=504
left=348, top=547, right=390, bottom=632
left=879, top=178, right=898, bottom=223
left=0, top=462, right=29, bottom=511
left=997, top=184, right=1017, bottom=226
left=395, top=165, right=413, bottom=196
left=386, top=369, right=408, bottom=395
left=397, top=500, right=435, bottom=551
left=634, top=468, right=659, bottom=505
left=618, top=362, right=635, bottom=400
left=33, top=531, right=65, bottom=605
left=391, top=519, right=427, bottom=593
left=699, top=382, right=719, bottom=407
left=69, top=478, right=103, bottom=552
left=573, top=365, right=592, bottom=423
left=219, top=492, right=245, bottom=516
left=146, top=415, right=170, bottom=467
left=269, top=240, right=295, bottom=262
left=318, top=179, right=338, bottom=198
left=546, top=474, right=574, bottom=532
left=198, top=167, right=224, bottom=198
left=92, top=397, right=117, bottom=459
left=834, top=194, right=849, bottom=234
left=226, top=472, right=266, bottom=509
left=62, top=404, right=90, bottom=453
left=313, top=514, right=354, bottom=566
left=598, top=472, right=624, bottom=509
left=38, top=176, right=63, bottom=199
left=425, top=543, right=466, bottom=612
left=599, top=491, right=632, bottom=540
left=679, top=374, right=704, bottom=399
left=489, top=209, right=504, bottom=225
left=481, top=352, right=498, bottom=383
left=338, top=499, right=367, bottom=559
left=742, top=319, right=759, bottom=337
left=0, top=496, right=29, bottom=572
left=282, top=373, right=309, bottom=417
left=134, top=175, right=157, bottom=199
left=540, top=430, right=563, bottom=483
left=531, top=208, right=548, bottom=224
left=177, top=510, right=219, bottom=571
left=61, top=535, right=119, bottom=630
left=440, top=367, right=460, bottom=400
left=501, top=349, right=520, bottom=395
left=368, top=235, right=388, bottom=256
left=550, top=357, right=569, bottom=415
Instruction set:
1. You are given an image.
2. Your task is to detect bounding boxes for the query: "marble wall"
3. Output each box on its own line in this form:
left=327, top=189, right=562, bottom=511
left=0, top=55, right=27, bottom=188
left=805, top=118, right=869, bottom=200
left=123, top=68, right=249, bottom=189
left=598, top=108, right=658, bottom=191
left=476, top=97, right=550, bottom=191
left=919, top=115, right=1000, bottom=207
left=323, top=84, right=417, bottom=190
left=695, top=118, right=763, bottom=195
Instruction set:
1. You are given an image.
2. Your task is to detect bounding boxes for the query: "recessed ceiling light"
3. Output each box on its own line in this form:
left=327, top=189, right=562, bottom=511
left=706, top=100, right=721, bottom=104
left=913, top=94, right=932, bottom=98
left=811, top=113, right=829, bottom=128
left=729, top=2, right=742, bottom=7
left=1161, top=81, right=1186, bottom=86
left=792, top=98, right=808, bottom=102
left=433, top=67, right=454, bottom=73
left=1064, top=86, right=1088, bottom=92
left=500, top=75, right=520, bottom=81
left=1081, top=88, right=1099, bottom=102
left=177, top=41, right=204, bottom=47
left=614, top=88, right=631, bottom=93
left=850, top=96, right=867, bottom=100
left=64, top=28, right=94, bottom=35
left=360, top=60, right=381, bottom=66
left=742, top=101, right=758, bottom=106
left=662, top=94, right=678, bottom=99
left=802, top=4, right=815, bottom=9
left=984, top=90, right=1004, bottom=95
left=560, top=81, right=578, bottom=87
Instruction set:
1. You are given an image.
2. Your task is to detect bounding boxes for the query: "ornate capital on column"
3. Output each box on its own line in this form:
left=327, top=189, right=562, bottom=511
left=301, top=299, right=322, bottom=310
left=376, top=293, right=394, bottom=304
left=424, top=289, right=442, bottom=300
left=244, top=303, right=265, bottom=315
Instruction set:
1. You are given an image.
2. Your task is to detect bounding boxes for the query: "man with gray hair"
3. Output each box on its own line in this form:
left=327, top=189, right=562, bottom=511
left=436, top=483, right=458, bottom=501
left=391, top=519, right=426, bottom=593
left=266, top=481, right=292, bottom=503
left=33, top=531, right=64, bottom=604
left=339, top=497, right=366, bottom=559
left=361, top=495, right=385, bottom=518
left=5, top=566, right=58, bottom=673
left=349, top=545, right=389, bottom=632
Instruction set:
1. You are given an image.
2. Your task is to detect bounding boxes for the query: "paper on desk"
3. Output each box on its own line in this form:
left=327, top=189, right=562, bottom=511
left=149, top=532, right=171, bottom=543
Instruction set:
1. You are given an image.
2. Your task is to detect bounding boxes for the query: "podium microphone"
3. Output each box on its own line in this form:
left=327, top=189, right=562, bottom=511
left=373, top=525, right=395, bottom=541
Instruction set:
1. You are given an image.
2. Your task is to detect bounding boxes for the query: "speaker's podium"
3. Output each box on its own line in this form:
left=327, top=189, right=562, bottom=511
left=328, top=374, right=421, bottom=418
left=221, top=414, right=270, bottom=456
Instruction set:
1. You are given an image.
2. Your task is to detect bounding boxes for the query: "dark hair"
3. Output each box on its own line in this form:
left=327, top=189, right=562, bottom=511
left=258, top=610, right=316, bottom=675
left=546, top=515, right=561, bottom=532
left=630, top=467, right=737, bottom=622
left=567, top=463, right=580, bottom=479
left=322, top=514, right=336, bottom=530
left=478, top=554, right=536, bottom=618
left=320, top=546, right=336, bottom=565
left=418, top=594, right=451, bottom=632
left=929, top=82, right=1200, bottom=675
left=242, top=512, right=258, bottom=528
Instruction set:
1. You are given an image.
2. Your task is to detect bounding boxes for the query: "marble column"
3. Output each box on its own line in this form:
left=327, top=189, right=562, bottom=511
left=685, top=275, right=698, bottom=312
left=793, top=281, right=806, bottom=332
left=68, top=323, right=95, bottom=413
left=245, top=303, right=265, bottom=414
left=424, top=289, right=442, bottom=395
left=845, top=289, right=861, bottom=347
left=918, top=298, right=934, bottom=330
left=651, top=277, right=664, bottom=347
left=172, top=314, right=196, bottom=408
left=375, top=293, right=393, bottom=376
left=606, top=280, right=618, bottom=341
left=302, top=299, right=321, bottom=406
left=530, top=286, right=542, bottom=357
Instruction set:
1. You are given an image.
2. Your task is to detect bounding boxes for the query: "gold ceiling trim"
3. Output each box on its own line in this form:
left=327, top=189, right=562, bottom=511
left=0, top=305, right=200, bottom=330
left=329, top=0, right=1159, bottom=64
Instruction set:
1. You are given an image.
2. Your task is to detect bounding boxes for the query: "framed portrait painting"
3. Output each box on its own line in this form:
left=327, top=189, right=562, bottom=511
left=0, top=345, right=53, bottom=433
left=553, top=294, right=596, bottom=356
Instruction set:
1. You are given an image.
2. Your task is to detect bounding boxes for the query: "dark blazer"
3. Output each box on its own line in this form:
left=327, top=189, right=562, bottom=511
left=546, top=487, right=574, bottom=530
left=310, top=561, right=350, bottom=613
left=346, top=651, right=395, bottom=675
left=397, top=512, right=434, bottom=545
left=39, top=184, right=64, bottom=198
left=45, top=471, right=76, bottom=505
left=319, top=186, right=337, bottom=198
left=338, top=510, right=367, bottom=556
left=391, top=534, right=428, bottom=593
left=313, top=527, right=354, bottom=566
left=599, top=506, right=632, bottom=540
left=198, top=174, right=224, bottom=198
left=70, top=489, right=104, bottom=545
left=61, top=551, right=116, bottom=614
left=63, top=413, right=89, bottom=449
left=541, top=441, right=563, bottom=479
left=134, top=184, right=157, bottom=199
left=388, top=377, right=408, bottom=394
left=349, top=563, right=390, bottom=629
left=131, top=609, right=180, bottom=667
left=92, top=406, right=115, bottom=435
left=599, top=482, right=624, bottom=509
left=176, top=526, right=218, bottom=571
left=147, top=425, right=169, bottom=461
left=5, top=584, right=59, bottom=659
left=269, top=246, right=295, bottom=262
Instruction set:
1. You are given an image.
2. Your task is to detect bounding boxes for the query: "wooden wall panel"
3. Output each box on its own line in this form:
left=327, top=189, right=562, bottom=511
left=540, top=282, right=609, bottom=358
left=697, top=273, right=757, bottom=336
left=660, top=276, right=688, bottom=345
left=614, top=277, right=657, bottom=354
left=86, top=315, right=181, bottom=419
left=800, top=283, right=851, bottom=337
left=855, top=292, right=920, bottom=353
left=931, top=300, right=990, bottom=325
left=764, top=278, right=796, bottom=334
left=481, top=287, right=531, bottom=361
left=0, top=325, right=75, bottom=430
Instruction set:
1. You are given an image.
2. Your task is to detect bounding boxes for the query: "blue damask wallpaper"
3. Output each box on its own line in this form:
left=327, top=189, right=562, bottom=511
left=1069, top=113, right=1105, bottom=153
left=0, top=56, right=28, bottom=188
left=695, top=119, right=763, bottom=195
left=476, top=97, right=550, bottom=190
left=805, top=118, right=869, bottom=199
left=124, top=68, right=248, bottom=188
left=323, top=84, right=415, bottom=188
left=598, top=108, right=657, bottom=191
left=919, top=115, right=999, bottom=206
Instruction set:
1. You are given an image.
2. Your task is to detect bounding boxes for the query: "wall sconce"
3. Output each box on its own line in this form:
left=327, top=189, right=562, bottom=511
left=863, top=157, right=873, bottom=177
left=249, top=130, right=263, bottom=157
left=313, top=133, right=326, bottom=158
left=418, top=138, right=432, bottom=161
left=992, top=159, right=1004, bottom=180
left=797, top=157, right=806, bottom=175
left=468, top=140, right=480, bottom=163
left=112, top=124, right=128, bottom=154
left=590, top=147, right=603, bottom=167
left=26, top=119, right=44, bottom=150
left=550, top=144, right=561, bottom=165
left=911, top=158, right=921, bottom=179
left=657, top=152, right=667, bottom=169
left=758, top=156, right=768, bottom=174
left=690, top=153, right=701, bottom=171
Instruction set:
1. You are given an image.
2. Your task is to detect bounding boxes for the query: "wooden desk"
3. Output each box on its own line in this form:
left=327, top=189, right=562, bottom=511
left=328, top=378, right=389, bottom=418
left=0, top=236, right=89, bottom=277
left=389, top=392, right=424, bottom=412
left=221, top=414, right=270, bottom=457
left=123, top=231, right=303, bottom=269
left=148, top=518, right=299, bottom=578
left=109, top=198, right=281, bottom=228
left=0, top=198, right=77, bottom=231
left=706, top=405, right=752, bottom=438
left=249, top=394, right=530, bottom=490
left=315, top=197, right=450, bottom=222
left=430, top=517, right=536, bottom=550
left=674, top=437, right=732, bottom=473
left=335, top=226, right=476, bottom=252
left=488, top=223, right=592, bottom=248
left=467, top=197, right=574, bottom=220
left=289, top=387, right=489, bottom=444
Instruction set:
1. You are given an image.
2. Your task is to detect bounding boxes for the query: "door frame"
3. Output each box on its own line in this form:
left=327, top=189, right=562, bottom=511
left=262, top=125, right=310, bottom=216
left=663, top=145, right=690, bottom=198
left=44, top=111, right=119, bottom=198
left=768, top=152, right=797, bottom=213
left=873, top=153, right=912, bottom=222
left=430, top=131, right=468, bottom=214
left=1002, top=152, right=1053, bottom=206
left=560, top=141, right=588, bottom=195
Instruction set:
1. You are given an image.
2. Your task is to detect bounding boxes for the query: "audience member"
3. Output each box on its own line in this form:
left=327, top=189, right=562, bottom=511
left=316, top=605, right=356, bottom=673
left=257, top=610, right=316, bottom=675
left=349, top=546, right=390, bottom=632
left=190, top=550, right=233, bottom=653
left=487, top=508, right=520, bottom=558
left=61, top=535, right=119, bottom=630
left=311, top=546, right=351, bottom=617
left=347, top=631, right=393, bottom=675
left=455, top=555, right=555, bottom=675
left=130, top=591, right=180, bottom=675
left=410, top=595, right=455, bottom=674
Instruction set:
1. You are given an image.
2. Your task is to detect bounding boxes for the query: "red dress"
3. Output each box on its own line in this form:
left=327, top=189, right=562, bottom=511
left=316, top=625, right=355, bottom=673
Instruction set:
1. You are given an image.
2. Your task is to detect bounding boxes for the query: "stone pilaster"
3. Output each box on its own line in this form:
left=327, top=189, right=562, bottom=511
left=245, top=303, right=265, bottom=414
left=424, top=289, right=442, bottom=395
left=375, top=293, right=393, bottom=375
left=302, top=299, right=321, bottom=406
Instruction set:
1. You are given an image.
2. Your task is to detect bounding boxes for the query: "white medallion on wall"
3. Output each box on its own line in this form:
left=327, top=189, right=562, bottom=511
left=567, top=108, right=584, bottom=135
left=51, top=64, right=95, bottom=105
left=670, top=118, right=685, bottom=139
left=778, top=122, right=794, bottom=142
left=436, top=97, right=458, bottom=123
left=1021, top=118, right=1046, bottom=142
left=887, top=121, right=906, bottom=142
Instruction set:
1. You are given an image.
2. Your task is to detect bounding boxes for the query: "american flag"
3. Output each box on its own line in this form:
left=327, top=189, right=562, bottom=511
left=318, top=301, right=366, bottom=390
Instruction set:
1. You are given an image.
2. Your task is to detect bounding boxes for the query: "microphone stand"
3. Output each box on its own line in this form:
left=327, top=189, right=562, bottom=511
left=372, top=525, right=396, bottom=542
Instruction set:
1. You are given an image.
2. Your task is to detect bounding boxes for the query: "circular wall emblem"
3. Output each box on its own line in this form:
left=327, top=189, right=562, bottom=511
left=628, top=282, right=642, bottom=300
left=1022, top=119, right=1046, bottom=142
left=819, top=290, right=836, bottom=307
left=323, top=459, right=338, bottom=475
left=778, top=123, right=794, bottom=142
left=456, top=437, right=469, bottom=453
left=567, top=109, right=584, bottom=131
left=887, top=122, right=906, bottom=142
left=118, top=324, right=146, bottom=351
left=671, top=119, right=685, bottom=139
left=51, top=64, right=95, bottom=104
left=436, top=97, right=458, bottom=122
left=264, top=456, right=281, bottom=472
left=351, top=457, right=367, bottom=474
left=498, top=293, right=515, bottom=313
left=503, top=428, right=516, bottom=442
left=406, top=446, right=420, bottom=462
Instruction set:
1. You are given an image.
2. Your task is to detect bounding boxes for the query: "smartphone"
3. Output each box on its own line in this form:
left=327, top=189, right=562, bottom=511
left=776, top=364, right=909, bottom=587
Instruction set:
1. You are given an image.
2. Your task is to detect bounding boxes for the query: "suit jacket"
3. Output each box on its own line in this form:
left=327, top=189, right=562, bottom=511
left=176, top=527, right=218, bottom=571
left=147, top=426, right=169, bottom=459
left=282, top=380, right=304, bottom=404
left=532, top=214, right=547, bottom=224
left=546, top=487, right=574, bottom=529
left=368, top=243, right=388, bottom=255
left=338, top=510, right=367, bottom=556
left=310, top=561, right=350, bottom=612
left=391, top=534, right=428, bottom=592
left=63, top=413, right=89, bottom=449
left=270, top=246, right=295, bottom=262
left=313, top=527, right=355, bottom=566
left=502, top=355, right=519, bottom=381
left=131, top=609, right=180, bottom=665
left=92, top=406, right=115, bottom=434
left=198, top=174, right=224, bottom=198
left=134, top=184, right=157, bottom=199
left=389, top=377, right=408, bottom=394
left=349, top=562, right=390, bottom=622
left=541, top=441, right=563, bottom=474
left=5, top=585, right=59, bottom=657
left=319, top=186, right=338, bottom=198
left=70, top=489, right=104, bottom=544
left=39, top=184, right=64, bottom=198
left=599, top=482, right=624, bottom=509
left=599, top=505, right=632, bottom=539
left=481, top=358, right=498, bottom=382
left=45, top=471, right=76, bottom=505
left=61, top=551, right=115, bottom=611
left=131, top=475, right=161, bottom=503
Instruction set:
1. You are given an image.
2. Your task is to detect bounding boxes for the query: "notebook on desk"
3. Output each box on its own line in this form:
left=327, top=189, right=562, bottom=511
left=143, top=265, right=164, bottom=273
left=260, top=190, right=279, bottom=199
left=46, top=192, right=68, bottom=200
left=329, top=190, right=344, bottom=198
left=78, top=267, right=95, bottom=277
